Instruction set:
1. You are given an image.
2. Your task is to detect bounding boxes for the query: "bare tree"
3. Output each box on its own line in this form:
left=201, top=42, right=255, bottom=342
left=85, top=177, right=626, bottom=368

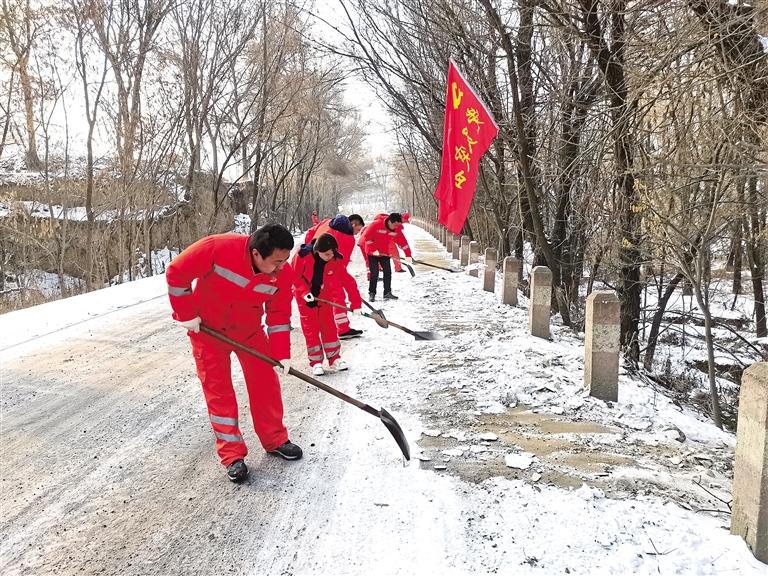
left=1, top=0, right=43, bottom=168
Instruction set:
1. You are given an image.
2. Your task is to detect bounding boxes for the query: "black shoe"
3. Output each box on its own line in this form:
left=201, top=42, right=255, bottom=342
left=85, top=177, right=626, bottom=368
left=268, top=440, right=303, bottom=460
left=368, top=293, right=376, bottom=302
left=395, top=269, right=406, bottom=273
left=227, top=459, right=248, bottom=483
left=383, top=292, right=398, bottom=300
left=339, top=328, right=363, bottom=340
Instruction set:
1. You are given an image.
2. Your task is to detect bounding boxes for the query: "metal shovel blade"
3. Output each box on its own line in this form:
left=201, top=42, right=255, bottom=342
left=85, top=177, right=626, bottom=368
left=379, top=408, right=410, bottom=460
left=413, top=331, right=442, bottom=341
left=401, top=261, right=416, bottom=277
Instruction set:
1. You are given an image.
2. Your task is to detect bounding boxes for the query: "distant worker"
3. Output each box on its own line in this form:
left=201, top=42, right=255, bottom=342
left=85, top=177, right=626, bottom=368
left=358, top=212, right=412, bottom=301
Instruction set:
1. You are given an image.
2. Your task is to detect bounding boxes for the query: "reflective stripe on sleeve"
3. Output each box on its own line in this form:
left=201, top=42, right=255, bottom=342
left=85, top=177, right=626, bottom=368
left=254, top=283, right=278, bottom=295
left=213, top=264, right=249, bottom=287
left=168, top=285, right=193, bottom=297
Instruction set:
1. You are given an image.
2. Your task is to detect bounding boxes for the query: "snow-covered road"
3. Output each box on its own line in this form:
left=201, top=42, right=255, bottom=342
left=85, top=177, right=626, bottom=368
left=1, top=225, right=765, bottom=575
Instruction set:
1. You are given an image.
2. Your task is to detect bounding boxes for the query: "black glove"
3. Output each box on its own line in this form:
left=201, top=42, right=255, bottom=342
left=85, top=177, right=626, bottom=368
left=306, top=299, right=318, bottom=308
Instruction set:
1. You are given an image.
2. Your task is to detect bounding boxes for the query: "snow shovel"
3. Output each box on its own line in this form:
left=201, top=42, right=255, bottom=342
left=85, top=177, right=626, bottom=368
left=315, top=298, right=441, bottom=341
left=400, top=260, right=416, bottom=277
left=199, top=324, right=410, bottom=461
left=411, top=259, right=462, bottom=273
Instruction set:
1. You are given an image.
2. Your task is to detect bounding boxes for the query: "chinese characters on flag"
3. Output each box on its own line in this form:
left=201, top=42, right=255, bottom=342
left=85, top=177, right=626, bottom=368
left=433, top=60, right=498, bottom=234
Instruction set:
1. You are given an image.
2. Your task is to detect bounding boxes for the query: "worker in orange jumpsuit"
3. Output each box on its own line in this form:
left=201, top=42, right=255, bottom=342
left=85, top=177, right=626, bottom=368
left=291, top=233, right=362, bottom=376
left=358, top=212, right=412, bottom=300
left=304, top=214, right=366, bottom=339
left=166, top=224, right=302, bottom=484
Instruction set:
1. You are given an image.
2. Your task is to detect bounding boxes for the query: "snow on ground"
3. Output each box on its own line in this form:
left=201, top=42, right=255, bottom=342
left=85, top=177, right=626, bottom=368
left=0, top=274, right=167, bottom=353
left=334, top=224, right=763, bottom=575
left=1, top=223, right=764, bottom=575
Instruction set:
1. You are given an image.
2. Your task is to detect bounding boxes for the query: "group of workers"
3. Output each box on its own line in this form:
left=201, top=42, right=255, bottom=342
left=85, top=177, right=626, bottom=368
left=166, top=210, right=413, bottom=482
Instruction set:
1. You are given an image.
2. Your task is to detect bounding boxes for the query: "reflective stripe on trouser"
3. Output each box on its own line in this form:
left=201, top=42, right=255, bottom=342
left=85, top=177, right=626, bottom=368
left=190, top=334, right=289, bottom=466
left=323, top=340, right=341, bottom=361
left=299, top=301, right=343, bottom=366
left=388, top=238, right=402, bottom=272
left=326, top=284, right=350, bottom=335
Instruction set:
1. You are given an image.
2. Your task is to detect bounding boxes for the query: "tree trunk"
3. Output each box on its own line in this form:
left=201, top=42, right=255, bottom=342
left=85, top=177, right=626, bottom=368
left=643, top=272, right=684, bottom=370
left=692, top=277, right=723, bottom=429
left=18, top=56, right=41, bottom=170
left=746, top=173, right=767, bottom=337
left=732, top=221, right=742, bottom=294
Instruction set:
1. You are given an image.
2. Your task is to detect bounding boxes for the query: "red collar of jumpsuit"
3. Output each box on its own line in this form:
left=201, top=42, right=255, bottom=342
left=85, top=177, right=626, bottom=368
left=291, top=248, right=361, bottom=367
left=165, top=233, right=294, bottom=467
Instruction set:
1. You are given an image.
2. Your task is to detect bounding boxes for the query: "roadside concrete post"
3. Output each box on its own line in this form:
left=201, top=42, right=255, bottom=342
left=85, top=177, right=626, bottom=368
left=529, top=266, right=552, bottom=339
left=731, top=362, right=768, bottom=563
left=468, top=241, right=480, bottom=277
left=483, top=248, right=497, bottom=292
left=460, top=236, right=470, bottom=266
left=502, top=257, right=520, bottom=305
left=584, top=291, right=621, bottom=402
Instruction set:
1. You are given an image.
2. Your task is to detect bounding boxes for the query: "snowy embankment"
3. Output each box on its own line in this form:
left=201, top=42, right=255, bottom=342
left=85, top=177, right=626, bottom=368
left=0, top=224, right=764, bottom=575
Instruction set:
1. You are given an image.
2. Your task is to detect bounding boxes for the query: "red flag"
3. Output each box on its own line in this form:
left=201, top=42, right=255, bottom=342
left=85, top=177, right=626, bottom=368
left=433, top=60, right=498, bottom=234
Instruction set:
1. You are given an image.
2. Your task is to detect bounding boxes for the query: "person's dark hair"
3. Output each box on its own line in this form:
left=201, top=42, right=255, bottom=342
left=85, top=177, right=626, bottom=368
left=248, top=224, right=294, bottom=257
left=388, top=212, right=403, bottom=223
left=313, top=233, right=338, bottom=253
left=348, top=214, right=364, bottom=227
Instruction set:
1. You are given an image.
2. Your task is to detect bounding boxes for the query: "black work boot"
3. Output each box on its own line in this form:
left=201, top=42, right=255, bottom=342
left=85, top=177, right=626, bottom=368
left=227, top=459, right=248, bottom=483
left=339, top=328, right=363, bottom=340
left=368, top=293, right=376, bottom=302
left=383, top=292, right=398, bottom=300
left=268, top=440, right=303, bottom=460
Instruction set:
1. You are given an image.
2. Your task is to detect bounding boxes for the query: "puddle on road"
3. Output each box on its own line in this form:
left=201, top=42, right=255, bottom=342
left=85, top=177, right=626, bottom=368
left=416, top=404, right=633, bottom=489
left=480, top=404, right=617, bottom=435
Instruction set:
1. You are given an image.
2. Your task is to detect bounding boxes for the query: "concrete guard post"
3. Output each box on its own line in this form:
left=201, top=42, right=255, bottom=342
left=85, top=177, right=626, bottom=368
left=460, top=236, right=470, bottom=266
left=483, top=248, right=497, bottom=292
left=529, top=266, right=552, bottom=339
left=731, top=362, right=768, bottom=563
left=584, top=291, right=621, bottom=402
left=468, top=241, right=480, bottom=277
left=502, top=257, right=520, bottom=305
